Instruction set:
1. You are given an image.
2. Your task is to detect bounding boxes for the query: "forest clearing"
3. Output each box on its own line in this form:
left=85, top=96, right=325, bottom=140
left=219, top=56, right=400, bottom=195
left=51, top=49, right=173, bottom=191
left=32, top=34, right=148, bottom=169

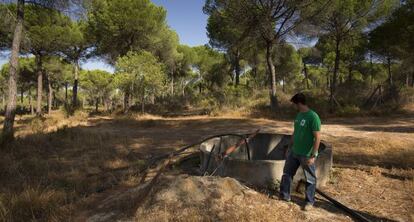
left=1, top=0, right=414, bottom=221
left=0, top=107, right=413, bottom=221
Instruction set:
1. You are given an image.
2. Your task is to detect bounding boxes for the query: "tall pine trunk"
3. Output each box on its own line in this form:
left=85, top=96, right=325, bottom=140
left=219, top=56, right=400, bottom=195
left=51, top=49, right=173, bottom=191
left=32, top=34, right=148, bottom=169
left=20, top=88, right=24, bottom=105
left=47, top=77, right=52, bottom=115
left=411, top=72, right=414, bottom=87
left=64, top=82, right=68, bottom=104
left=304, top=63, right=309, bottom=89
left=370, top=53, right=374, bottom=88
left=53, top=88, right=57, bottom=109
left=36, top=56, right=43, bottom=116
left=387, top=57, right=393, bottom=86
left=2, top=94, right=5, bottom=111
left=95, top=97, right=99, bottom=112
left=141, top=87, right=145, bottom=114
left=123, top=91, right=130, bottom=113
left=326, top=70, right=330, bottom=90
left=330, top=37, right=341, bottom=113
left=170, top=73, right=174, bottom=96
left=234, top=50, right=241, bottom=86
left=72, top=62, right=79, bottom=108
left=406, top=73, right=410, bottom=87
left=348, top=64, right=353, bottom=82
left=2, top=0, right=24, bottom=142
left=29, top=89, right=34, bottom=115
left=266, top=41, right=278, bottom=111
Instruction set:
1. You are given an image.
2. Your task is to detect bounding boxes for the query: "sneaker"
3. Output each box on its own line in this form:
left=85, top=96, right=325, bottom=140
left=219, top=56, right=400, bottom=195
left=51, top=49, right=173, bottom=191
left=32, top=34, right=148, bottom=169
left=279, top=195, right=291, bottom=202
left=303, top=203, right=314, bottom=211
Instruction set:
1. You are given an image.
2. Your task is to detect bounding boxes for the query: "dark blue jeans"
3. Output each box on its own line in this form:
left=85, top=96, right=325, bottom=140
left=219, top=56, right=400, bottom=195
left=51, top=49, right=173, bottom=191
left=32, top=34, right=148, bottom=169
left=280, top=152, right=317, bottom=205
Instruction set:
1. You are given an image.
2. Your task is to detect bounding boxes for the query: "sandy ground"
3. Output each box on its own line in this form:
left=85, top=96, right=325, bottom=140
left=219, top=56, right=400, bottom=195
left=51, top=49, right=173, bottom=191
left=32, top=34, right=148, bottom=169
left=3, top=112, right=414, bottom=221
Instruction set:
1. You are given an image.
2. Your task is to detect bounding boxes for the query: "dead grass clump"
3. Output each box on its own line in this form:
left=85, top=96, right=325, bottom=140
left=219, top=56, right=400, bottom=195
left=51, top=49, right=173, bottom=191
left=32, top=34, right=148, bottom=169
left=368, top=166, right=383, bottom=177
left=324, top=168, right=414, bottom=222
left=12, top=111, right=90, bottom=138
left=29, top=116, right=48, bottom=134
left=0, top=188, right=69, bottom=222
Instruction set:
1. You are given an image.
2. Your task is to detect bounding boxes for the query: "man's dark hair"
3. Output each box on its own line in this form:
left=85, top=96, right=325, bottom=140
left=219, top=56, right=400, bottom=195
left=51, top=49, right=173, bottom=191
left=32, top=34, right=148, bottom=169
left=290, top=93, right=306, bottom=105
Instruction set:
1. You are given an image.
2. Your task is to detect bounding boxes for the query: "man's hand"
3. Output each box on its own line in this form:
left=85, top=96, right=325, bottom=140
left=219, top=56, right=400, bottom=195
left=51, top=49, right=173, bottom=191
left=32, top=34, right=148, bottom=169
left=307, top=157, right=316, bottom=165
left=216, top=152, right=226, bottom=161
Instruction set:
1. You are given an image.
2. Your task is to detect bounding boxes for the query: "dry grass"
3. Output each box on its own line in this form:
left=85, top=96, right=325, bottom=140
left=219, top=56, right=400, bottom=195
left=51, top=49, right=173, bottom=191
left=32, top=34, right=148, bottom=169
left=0, top=112, right=147, bottom=222
left=0, top=188, right=69, bottom=222
left=132, top=175, right=351, bottom=222
left=0, top=107, right=413, bottom=221
left=325, top=168, right=414, bottom=222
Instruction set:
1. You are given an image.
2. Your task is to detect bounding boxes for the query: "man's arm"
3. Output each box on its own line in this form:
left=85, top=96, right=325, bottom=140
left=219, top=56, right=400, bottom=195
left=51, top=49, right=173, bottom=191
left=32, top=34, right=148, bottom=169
left=307, top=131, right=321, bottom=165
left=312, top=131, right=321, bottom=157
left=286, top=125, right=295, bottom=157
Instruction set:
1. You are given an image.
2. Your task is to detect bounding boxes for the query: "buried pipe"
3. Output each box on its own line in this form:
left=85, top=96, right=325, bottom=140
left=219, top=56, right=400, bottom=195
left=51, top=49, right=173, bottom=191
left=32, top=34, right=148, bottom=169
left=316, top=187, right=371, bottom=222
left=138, top=132, right=251, bottom=182
left=297, top=166, right=371, bottom=222
left=296, top=179, right=371, bottom=222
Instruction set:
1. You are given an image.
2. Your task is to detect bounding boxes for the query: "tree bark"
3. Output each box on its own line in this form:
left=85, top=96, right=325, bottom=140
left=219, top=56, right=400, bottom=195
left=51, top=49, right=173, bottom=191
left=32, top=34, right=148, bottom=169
left=266, top=41, right=278, bottom=111
left=411, top=72, right=414, bottom=87
left=326, top=70, right=330, bottom=90
left=2, top=94, right=5, bottom=111
left=234, top=50, right=241, bottom=86
left=29, top=89, right=34, bottom=115
left=141, top=87, right=145, bottom=114
left=36, top=56, right=43, bottom=116
left=123, top=91, right=130, bottom=113
left=304, top=63, right=309, bottom=89
left=170, top=73, right=174, bottom=96
left=406, top=73, right=410, bottom=87
left=370, top=53, right=374, bottom=88
left=53, top=88, right=57, bottom=109
left=95, top=97, right=99, bottom=112
left=330, top=37, right=341, bottom=113
left=72, top=62, right=79, bottom=108
left=47, top=76, right=52, bottom=115
left=2, top=0, right=24, bottom=142
left=181, top=80, right=185, bottom=97
left=387, top=57, right=393, bottom=86
left=348, top=64, right=353, bottom=82
left=20, top=88, right=24, bottom=105
left=65, top=82, right=68, bottom=105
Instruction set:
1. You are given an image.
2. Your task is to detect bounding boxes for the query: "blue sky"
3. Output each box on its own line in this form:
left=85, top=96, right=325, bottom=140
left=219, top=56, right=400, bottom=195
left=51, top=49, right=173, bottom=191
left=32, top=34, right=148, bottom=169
left=0, top=0, right=208, bottom=72
left=153, top=0, right=209, bottom=46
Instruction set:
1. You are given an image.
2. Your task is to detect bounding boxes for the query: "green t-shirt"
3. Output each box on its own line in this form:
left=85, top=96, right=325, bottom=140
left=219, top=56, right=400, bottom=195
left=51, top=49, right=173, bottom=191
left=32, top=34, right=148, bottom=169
left=292, top=110, right=321, bottom=157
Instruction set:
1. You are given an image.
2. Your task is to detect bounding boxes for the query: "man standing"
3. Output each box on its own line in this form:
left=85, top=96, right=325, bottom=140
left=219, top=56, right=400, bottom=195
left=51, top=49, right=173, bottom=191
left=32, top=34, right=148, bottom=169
left=280, top=93, right=321, bottom=211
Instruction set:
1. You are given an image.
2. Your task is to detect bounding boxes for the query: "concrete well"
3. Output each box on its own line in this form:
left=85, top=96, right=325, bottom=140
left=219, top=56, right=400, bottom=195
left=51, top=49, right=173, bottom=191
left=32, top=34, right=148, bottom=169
left=200, top=133, right=333, bottom=188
